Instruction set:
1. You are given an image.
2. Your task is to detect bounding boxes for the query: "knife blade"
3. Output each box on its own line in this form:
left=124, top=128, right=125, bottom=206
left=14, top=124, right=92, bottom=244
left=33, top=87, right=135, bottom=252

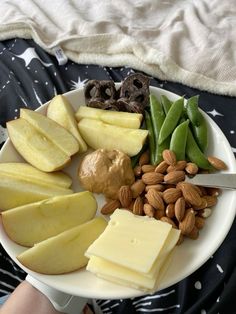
left=185, top=173, right=236, bottom=189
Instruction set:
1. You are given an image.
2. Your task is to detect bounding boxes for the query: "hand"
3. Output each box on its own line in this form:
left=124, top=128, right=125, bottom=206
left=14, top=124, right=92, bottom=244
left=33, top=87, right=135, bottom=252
left=26, top=275, right=88, bottom=314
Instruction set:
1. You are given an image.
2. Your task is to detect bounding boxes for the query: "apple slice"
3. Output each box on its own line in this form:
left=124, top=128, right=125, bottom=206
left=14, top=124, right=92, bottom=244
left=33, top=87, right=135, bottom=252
left=7, top=118, right=71, bottom=172
left=17, top=217, right=107, bottom=274
left=0, top=173, right=73, bottom=211
left=78, top=118, right=148, bottom=157
left=0, top=163, right=72, bottom=188
left=75, top=106, right=143, bottom=129
left=47, top=95, right=87, bottom=153
left=20, top=108, right=79, bottom=156
left=2, top=191, right=97, bottom=247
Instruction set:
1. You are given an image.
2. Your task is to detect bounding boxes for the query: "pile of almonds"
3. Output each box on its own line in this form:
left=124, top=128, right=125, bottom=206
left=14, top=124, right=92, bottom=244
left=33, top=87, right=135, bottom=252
left=101, top=149, right=227, bottom=245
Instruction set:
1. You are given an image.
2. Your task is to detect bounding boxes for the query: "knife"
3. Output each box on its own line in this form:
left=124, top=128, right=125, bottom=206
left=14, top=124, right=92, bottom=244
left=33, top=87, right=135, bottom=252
left=185, top=173, right=236, bottom=189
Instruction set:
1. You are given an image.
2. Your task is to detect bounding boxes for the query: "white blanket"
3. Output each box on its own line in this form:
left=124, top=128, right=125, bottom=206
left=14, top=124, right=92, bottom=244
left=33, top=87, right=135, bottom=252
left=1, top=0, right=236, bottom=96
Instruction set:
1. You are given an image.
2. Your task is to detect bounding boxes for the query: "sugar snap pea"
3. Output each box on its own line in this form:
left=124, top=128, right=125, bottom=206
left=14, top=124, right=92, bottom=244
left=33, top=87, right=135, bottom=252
left=186, top=95, right=208, bottom=152
left=158, top=97, right=184, bottom=145
left=170, top=120, right=189, bottom=161
left=145, top=110, right=156, bottom=165
left=186, top=128, right=213, bottom=170
left=192, top=120, right=208, bottom=152
left=160, top=95, right=172, bottom=115
left=186, top=95, right=202, bottom=127
left=149, top=94, right=168, bottom=164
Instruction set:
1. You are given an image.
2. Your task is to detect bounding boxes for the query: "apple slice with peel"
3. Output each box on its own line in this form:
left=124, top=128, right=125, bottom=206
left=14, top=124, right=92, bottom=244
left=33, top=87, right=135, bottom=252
left=76, top=106, right=143, bottom=129
left=0, top=163, right=72, bottom=188
left=78, top=118, right=148, bottom=157
left=2, top=191, right=97, bottom=247
left=17, top=217, right=107, bottom=274
left=47, top=95, right=87, bottom=153
left=0, top=173, right=73, bottom=211
left=20, top=108, right=79, bottom=156
left=7, top=118, right=71, bottom=172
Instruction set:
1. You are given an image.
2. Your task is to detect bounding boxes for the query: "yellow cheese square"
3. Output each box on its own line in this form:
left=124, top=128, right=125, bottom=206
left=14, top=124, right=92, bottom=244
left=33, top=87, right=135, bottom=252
left=86, top=209, right=172, bottom=273
left=87, top=228, right=180, bottom=291
left=144, top=228, right=180, bottom=279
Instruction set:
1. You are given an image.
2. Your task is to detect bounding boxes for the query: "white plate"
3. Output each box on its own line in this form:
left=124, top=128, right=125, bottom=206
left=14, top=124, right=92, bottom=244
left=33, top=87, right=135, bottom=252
left=0, top=86, right=236, bottom=300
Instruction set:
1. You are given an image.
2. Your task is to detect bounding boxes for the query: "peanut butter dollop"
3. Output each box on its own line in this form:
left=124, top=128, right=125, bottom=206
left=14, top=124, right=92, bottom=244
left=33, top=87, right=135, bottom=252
left=78, top=149, right=135, bottom=199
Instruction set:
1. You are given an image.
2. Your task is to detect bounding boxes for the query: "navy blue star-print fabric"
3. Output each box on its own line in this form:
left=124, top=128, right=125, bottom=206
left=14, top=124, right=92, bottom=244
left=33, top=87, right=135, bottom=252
left=0, top=38, right=236, bottom=314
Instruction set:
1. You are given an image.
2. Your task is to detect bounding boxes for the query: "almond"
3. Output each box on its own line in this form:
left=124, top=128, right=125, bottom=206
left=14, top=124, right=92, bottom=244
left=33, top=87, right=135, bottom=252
left=145, top=184, right=165, bottom=192
left=155, top=161, right=169, bottom=174
left=139, top=151, right=149, bottom=166
left=101, top=199, right=121, bottom=215
left=203, top=195, right=217, bottom=207
left=162, top=149, right=176, bottom=166
left=166, top=203, right=175, bottom=218
left=143, top=203, right=155, bottom=217
left=197, top=186, right=208, bottom=196
left=163, top=188, right=182, bottom=204
left=142, top=164, right=156, bottom=173
left=127, top=199, right=135, bottom=211
left=154, top=208, right=165, bottom=220
left=186, top=226, right=199, bottom=239
left=131, top=179, right=145, bottom=198
left=207, top=156, right=227, bottom=170
left=164, top=170, right=185, bottom=184
left=133, top=196, right=144, bottom=215
left=133, top=165, right=142, bottom=177
left=185, top=162, right=198, bottom=175
left=206, top=187, right=220, bottom=197
left=195, top=216, right=205, bottom=229
left=142, top=172, right=164, bottom=185
left=146, top=188, right=165, bottom=211
left=118, top=185, right=132, bottom=208
left=175, top=197, right=186, bottom=222
left=193, top=197, right=208, bottom=210
left=167, top=160, right=187, bottom=172
left=177, top=182, right=202, bottom=207
left=179, top=209, right=195, bottom=235
left=160, top=216, right=177, bottom=228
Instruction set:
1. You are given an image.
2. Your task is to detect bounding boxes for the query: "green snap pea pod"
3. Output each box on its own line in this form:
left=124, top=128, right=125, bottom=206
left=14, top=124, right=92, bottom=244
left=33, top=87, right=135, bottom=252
left=192, top=119, right=208, bottom=152
left=149, top=94, right=166, bottom=164
left=170, top=120, right=189, bottom=161
left=186, top=95, right=202, bottom=126
left=186, top=95, right=208, bottom=152
left=186, top=127, right=213, bottom=170
left=144, top=110, right=156, bottom=165
left=158, top=97, right=184, bottom=145
left=160, top=95, right=172, bottom=115
left=149, top=95, right=170, bottom=164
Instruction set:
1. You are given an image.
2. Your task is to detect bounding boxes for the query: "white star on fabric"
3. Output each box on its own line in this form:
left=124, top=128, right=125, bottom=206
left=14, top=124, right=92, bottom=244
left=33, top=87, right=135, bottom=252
left=216, top=264, right=223, bottom=273
left=207, top=109, right=224, bottom=117
left=194, top=281, right=202, bottom=290
left=13, top=47, right=53, bottom=68
left=70, top=77, right=88, bottom=90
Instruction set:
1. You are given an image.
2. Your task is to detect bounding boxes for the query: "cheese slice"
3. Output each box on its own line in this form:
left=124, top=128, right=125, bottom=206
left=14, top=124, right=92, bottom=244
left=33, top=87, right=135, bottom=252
left=144, top=228, right=180, bottom=279
left=85, top=209, right=172, bottom=273
left=87, top=228, right=180, bottom=291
